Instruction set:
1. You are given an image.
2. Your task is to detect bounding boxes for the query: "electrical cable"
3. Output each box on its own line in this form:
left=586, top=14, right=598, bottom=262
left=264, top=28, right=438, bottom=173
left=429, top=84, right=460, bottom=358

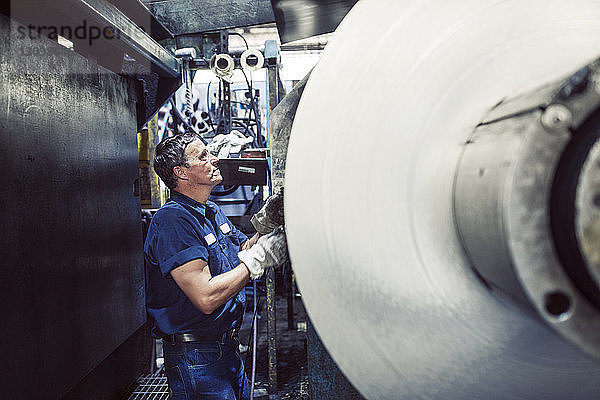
left=208, top=32, right=262, bottom=145
left=183, top=61, right=193, bottom=117
left=233, top=84, right=254, bottom=132
left=210, top=35, right=262, bottom=400
left=253, top=98, right=264, bottom=147
left=206, top=79, right=216, bottom=131
left=239, top=68, right=260, bottom=146
left=250, top=280, right=258, bottom=400
left=244, top=287, right=263, bottom=356
left=216, top=78, right=225, bottom=133
left=239, top=67, right=252, bottom=89
left=230, top=42, right=256, bottom=143
left=215, top=79, right=222, bottom=133
left=240, top=103, right=252, bottom=136
left=229, top=32, right=249, bottom=50
left=210, top=32, right=261, bottom=398
left=169, top=97, right=207, bottom=143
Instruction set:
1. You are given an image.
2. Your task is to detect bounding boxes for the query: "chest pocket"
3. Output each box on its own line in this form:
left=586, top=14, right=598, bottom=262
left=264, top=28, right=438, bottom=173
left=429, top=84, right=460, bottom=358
left=216, top=227, right=241, bottom=269
left=208, top=209, right=242, bottom=263
left=219, top=223, right=242, bottom=247
left=208, top=225, right=240, bottom=274
left=178, top=202, right=241, bottom=274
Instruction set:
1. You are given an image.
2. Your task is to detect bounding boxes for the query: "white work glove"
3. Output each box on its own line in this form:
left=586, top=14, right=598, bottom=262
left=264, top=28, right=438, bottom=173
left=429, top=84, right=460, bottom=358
left=250, top=189, right=285, bottom=235
left=238, top=226, right=288, bottom=280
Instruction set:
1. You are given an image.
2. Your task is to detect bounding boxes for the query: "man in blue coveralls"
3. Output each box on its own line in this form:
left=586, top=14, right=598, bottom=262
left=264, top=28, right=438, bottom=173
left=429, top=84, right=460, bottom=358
left=144, top=132, right=287, bottom=399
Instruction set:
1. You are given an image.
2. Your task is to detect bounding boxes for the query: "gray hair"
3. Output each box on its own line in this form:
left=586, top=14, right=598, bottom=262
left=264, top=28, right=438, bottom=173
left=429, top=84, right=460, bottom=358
left=153, top=132, right=200, bottom=189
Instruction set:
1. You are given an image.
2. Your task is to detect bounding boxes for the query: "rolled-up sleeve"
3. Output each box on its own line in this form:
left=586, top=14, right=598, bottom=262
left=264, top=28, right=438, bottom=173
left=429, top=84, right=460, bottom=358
left=161, top=245, right=209, bottom=276
left=154, top=212, right=209, bottom=276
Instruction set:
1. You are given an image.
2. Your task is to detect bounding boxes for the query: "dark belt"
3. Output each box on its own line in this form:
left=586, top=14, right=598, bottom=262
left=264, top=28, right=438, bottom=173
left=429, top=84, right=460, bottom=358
left=162, top=327, right=239, bottom=344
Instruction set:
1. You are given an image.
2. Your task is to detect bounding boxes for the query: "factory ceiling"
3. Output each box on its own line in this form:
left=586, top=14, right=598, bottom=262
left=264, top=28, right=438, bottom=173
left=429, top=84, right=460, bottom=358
left=141, top=0, right=275, bottom=37
left=140, top=0, right=358, bottom=43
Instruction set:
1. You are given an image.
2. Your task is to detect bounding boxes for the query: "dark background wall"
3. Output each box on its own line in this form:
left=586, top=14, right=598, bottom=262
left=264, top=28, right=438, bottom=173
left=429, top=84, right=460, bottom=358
left=0, top=14, right=146, bottom=398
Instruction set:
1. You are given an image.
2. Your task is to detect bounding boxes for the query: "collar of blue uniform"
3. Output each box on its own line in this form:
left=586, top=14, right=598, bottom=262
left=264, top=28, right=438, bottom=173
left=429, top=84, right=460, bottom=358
left=170, top=190, right=208, bottom=217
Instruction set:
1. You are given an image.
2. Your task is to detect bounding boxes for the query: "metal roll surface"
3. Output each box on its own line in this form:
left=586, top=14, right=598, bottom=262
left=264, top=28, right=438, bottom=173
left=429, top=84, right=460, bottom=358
left=284, top=0, right=600, bottom=398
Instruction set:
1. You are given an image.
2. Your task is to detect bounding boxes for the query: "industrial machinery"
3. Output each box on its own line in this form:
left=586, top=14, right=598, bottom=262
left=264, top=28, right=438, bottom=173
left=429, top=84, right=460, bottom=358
left=166, top=33, right=273, bottom=219
left=4, top=0, right=600, bottom=398
left=0, top=1, right=279, bottom=398
left=0, top=1, right=329, bottom=398
left=285, top=0, right=600, bottom=399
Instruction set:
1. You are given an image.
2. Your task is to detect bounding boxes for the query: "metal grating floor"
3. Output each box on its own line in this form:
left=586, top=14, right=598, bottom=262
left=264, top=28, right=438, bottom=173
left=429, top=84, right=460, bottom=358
left=127, top=367, right=170, bottom=400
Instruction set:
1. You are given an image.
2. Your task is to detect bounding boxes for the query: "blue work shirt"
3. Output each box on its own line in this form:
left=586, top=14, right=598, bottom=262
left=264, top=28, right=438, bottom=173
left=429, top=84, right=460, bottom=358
left=144, top=191, right=248, bottom=338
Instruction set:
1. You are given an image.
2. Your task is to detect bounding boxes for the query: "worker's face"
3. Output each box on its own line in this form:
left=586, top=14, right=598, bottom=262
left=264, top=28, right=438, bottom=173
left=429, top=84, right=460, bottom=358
left=182, top=139, right=222, bottom=187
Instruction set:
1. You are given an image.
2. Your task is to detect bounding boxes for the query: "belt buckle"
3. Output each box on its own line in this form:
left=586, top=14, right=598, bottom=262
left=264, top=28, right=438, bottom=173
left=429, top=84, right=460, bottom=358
left=220, top=327, right=238, bottom=344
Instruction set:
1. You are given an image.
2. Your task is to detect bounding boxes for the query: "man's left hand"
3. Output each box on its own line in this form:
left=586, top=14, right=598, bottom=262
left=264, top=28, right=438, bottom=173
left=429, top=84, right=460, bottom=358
left=251, top=188, right=284, bottom=235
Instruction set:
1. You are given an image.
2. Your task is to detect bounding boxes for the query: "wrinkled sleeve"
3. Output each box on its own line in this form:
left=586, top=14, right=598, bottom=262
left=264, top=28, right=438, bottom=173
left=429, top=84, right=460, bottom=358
left=153, top=212, right=209, bottom=276
left=234, top=226, right=249, bottom=245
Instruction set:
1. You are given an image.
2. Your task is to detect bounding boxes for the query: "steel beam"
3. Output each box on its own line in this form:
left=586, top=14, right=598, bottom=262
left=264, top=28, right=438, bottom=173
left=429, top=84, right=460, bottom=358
left=68, top=0, right=178, bottom=77
left=264, top=40, right=286, bottom=394
left=10, top=0, right=178, bottom=78
left=143, top=0, right=275, bottom=36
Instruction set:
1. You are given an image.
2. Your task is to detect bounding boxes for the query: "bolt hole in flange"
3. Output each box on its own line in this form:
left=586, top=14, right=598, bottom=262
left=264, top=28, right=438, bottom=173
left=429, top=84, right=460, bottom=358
left=545, top=291, right=572, bottom=318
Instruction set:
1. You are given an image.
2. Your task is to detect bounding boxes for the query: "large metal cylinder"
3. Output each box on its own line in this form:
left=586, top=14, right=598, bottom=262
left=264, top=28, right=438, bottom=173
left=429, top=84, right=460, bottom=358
left=284, top=0, right=600, bottom=398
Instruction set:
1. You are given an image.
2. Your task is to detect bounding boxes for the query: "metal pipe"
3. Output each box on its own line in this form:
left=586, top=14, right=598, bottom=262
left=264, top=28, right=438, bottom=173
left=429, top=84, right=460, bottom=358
left=250, top=281, right=258, bottom=400
left=264, top=45, right=285, bottom=393
left=265, top=267, right=277, bottom=393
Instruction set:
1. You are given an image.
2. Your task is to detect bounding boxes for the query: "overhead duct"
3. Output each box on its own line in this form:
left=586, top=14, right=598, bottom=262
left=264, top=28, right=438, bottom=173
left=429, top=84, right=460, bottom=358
left=284, top=0, right=600, bottom=399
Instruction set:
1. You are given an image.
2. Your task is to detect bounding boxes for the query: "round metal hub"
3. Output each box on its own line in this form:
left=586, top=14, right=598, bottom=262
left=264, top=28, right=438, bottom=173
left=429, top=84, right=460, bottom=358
left=575, top=133, right=600, bottom=296
left=577, top=140, right=600, bottom=289
left=551, top=111, right=600, bottom=311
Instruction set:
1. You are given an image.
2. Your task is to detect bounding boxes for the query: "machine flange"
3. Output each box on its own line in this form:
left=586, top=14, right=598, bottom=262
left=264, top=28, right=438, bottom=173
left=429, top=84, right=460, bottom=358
left=454, top=59, right=600, bottom=359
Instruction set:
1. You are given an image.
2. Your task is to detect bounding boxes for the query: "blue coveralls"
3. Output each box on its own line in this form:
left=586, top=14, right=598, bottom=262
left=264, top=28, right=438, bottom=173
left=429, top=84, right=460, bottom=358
left=144, top=190, right=250, bottom=399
